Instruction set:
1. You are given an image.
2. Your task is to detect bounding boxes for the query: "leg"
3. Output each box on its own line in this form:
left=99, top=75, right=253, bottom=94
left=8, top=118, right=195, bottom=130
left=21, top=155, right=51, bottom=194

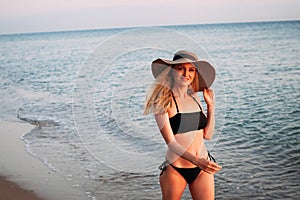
left=188, top=171, right=214, bottom=200
left=160, top=165, right=187, bottom=200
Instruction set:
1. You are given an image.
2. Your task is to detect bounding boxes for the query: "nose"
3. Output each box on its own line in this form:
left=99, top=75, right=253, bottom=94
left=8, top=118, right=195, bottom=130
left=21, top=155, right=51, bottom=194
left=182, top=68, right=187, bottom=76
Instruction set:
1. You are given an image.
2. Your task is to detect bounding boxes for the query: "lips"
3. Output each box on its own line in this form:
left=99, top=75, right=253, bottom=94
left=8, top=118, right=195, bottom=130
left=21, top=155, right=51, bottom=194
left=181, top=77, right=189, bottom=81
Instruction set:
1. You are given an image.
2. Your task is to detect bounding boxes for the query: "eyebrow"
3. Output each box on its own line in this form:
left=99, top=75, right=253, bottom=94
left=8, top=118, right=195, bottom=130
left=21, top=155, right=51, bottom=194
left=175, top=64, right=196, bottom=69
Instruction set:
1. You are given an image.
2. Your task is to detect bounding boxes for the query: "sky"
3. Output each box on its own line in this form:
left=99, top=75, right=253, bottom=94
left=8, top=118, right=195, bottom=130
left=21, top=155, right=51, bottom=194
left=0, top=0, right=299, bottom=34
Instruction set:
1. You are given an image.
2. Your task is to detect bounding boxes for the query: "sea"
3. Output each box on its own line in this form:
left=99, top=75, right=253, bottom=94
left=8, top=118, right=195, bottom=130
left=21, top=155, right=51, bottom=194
left=0, top=20, right=299, bottom=199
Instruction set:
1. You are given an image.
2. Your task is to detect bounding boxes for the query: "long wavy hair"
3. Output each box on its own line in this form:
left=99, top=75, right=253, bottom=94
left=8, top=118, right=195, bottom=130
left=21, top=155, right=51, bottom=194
left=144, top=64, right=200, bottom=115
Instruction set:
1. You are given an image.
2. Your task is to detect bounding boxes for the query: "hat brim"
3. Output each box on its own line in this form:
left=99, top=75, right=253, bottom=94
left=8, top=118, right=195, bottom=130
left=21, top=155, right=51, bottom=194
left=151, top=58, right=215, bottom=92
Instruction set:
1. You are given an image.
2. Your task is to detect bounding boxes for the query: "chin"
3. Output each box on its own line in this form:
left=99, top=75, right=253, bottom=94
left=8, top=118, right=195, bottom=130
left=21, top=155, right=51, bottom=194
left=178, top=82, right=190, bottom=87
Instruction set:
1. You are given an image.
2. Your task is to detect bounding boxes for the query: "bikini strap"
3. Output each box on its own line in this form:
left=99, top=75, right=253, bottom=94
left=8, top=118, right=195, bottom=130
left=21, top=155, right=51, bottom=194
left=171, top=93, right=179, bottom=113
left=208, top=151, right=216, bottom=163
left=189, top=93, right=202, bottom=111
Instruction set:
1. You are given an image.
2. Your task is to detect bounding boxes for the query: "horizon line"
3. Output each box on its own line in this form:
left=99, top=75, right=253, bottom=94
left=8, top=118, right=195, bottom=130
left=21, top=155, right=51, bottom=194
left=1, top=19, right=299, bottom=36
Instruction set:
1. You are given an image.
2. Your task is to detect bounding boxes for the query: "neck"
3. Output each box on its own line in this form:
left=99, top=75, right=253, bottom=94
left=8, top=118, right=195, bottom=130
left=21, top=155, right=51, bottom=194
left=172, top=86, right=189, bottom=98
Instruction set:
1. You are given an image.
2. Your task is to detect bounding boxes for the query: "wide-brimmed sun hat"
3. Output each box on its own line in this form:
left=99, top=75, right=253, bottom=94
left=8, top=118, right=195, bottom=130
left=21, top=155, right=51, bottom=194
left=151, top=50, right=216, bottom=92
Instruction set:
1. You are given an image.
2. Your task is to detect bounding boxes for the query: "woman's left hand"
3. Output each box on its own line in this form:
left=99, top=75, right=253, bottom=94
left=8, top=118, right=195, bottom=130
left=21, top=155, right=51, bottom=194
left=203, top=88, right=215, bottom=107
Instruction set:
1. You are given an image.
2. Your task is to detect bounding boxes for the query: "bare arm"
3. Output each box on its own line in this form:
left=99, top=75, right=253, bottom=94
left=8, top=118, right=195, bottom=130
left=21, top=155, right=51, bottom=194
left=203, top=89, right=215, bottom=140
left=193, top=89, right=215, bottom=140
left=154, top=112, right=221, bottom=174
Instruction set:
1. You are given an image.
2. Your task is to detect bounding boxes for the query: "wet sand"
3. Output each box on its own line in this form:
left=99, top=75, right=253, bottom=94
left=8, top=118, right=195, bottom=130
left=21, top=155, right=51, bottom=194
left=0, top=175, right=45, bottom=200
left=0, top=121, right=88, bottom=200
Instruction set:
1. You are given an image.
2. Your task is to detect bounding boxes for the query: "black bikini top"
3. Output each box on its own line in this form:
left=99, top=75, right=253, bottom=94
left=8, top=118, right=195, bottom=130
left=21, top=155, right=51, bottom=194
left=169, top=93, right=207, bottom=134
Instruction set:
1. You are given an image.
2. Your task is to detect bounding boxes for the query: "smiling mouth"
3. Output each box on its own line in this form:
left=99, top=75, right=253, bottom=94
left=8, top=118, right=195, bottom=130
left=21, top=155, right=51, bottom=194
left=181, top=77, right=189, bottom=81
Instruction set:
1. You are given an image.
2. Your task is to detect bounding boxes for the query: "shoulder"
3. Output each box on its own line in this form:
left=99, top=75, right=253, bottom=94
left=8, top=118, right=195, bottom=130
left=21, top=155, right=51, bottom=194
left=190, top=92, right=200, bottom=101
left=190, top=92, right=205, bottom=109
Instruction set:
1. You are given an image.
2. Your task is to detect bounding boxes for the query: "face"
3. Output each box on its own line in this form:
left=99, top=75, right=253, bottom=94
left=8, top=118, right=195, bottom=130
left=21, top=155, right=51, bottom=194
left=172, top=63, right=196, bottom=87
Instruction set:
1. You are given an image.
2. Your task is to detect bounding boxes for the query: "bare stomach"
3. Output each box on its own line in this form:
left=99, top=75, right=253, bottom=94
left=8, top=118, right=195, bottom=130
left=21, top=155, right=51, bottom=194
left=165, top=130, right=208, bottom=168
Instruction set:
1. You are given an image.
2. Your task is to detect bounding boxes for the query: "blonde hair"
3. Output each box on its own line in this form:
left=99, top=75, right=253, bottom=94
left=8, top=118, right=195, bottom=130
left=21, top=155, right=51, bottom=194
left=144, top=67, right=173, bottom=115
left=190, top=67, right=200, bottom=93
left=144, top=64, right=200, bottom=115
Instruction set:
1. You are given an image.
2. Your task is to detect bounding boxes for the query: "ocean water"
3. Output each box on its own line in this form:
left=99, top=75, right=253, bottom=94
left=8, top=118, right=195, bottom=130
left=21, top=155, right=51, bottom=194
left=0, top=21, right=299, bottom=199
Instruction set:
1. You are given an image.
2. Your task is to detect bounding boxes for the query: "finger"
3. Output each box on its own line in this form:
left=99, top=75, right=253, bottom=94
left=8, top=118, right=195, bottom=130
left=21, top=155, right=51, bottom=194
left=202, top=165, right=214, bottom=174
left=211, top=163, right=222, bottom=171
left=211, top=162, right=222, bottom=169
left=204, top=169, right=214, bottom=174
left=206, top=162, right=222, bottom=173
left=203, top=167, right=217, bottom=174
left=202, top=166, right=214, bottom=174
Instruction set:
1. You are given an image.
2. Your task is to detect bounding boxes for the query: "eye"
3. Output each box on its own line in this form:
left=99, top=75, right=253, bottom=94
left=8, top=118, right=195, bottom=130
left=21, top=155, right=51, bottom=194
left=189, top=68, right=196, bottom=72
left=174, top=66, right=183, bottom=71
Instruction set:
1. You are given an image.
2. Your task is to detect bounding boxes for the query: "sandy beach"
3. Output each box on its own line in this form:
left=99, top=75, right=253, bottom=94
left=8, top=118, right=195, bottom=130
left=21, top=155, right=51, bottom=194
left=0, top=175, right=44, bottom=200
left=0, top=121, right=88, bottom=200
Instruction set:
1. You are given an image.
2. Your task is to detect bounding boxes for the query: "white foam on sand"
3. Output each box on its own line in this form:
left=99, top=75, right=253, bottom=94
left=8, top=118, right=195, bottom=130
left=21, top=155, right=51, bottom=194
left=0, top=120, right=89, bottom=200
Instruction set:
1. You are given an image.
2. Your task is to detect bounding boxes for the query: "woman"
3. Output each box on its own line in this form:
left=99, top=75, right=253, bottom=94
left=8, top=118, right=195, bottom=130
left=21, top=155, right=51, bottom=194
left=144, top=50, right=222, bottom=200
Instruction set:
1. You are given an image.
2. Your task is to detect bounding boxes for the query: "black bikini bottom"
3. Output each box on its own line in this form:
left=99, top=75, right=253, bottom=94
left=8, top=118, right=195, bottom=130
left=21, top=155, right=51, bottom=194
left=159, top=151, right=216, bottom=184
left=170, top=164, right=201, bottom=183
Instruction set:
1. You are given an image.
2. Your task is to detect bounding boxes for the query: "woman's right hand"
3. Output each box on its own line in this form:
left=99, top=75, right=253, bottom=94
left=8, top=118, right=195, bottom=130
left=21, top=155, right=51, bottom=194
left=194, top=157, right=222, bottom=174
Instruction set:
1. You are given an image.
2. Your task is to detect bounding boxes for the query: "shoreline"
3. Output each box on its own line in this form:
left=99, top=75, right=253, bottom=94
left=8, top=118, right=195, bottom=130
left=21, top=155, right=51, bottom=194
left=0, top=120, right=88, bottom=200
left=0, top=175, right=44, bottom=200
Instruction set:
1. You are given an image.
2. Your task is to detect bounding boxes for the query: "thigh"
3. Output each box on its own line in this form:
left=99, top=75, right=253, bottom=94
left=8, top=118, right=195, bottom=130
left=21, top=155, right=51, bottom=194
left=188, top=171, right=214, bottom=200
left=160, top=165, right=187, bottom=200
